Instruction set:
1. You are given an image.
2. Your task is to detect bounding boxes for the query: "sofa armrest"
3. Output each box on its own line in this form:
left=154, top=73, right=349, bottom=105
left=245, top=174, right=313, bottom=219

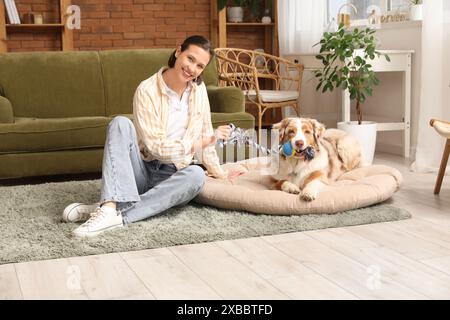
left=0, top=96, right=14, bottom=123
left=207, top=85, right=244, bottom=113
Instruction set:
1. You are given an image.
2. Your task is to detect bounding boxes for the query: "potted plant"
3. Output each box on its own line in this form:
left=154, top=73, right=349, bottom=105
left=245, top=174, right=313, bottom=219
left=409, top=0, right=423, bottom=21
left=217, top=0, right=261, bottom=22
left=313, top=24, right=390, bottom=165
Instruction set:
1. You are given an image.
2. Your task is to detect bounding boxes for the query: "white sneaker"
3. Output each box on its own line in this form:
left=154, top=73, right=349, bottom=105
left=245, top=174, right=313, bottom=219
left=62, top=203, right=99, bottom=222
left=73, top=206, right=123, bottom=238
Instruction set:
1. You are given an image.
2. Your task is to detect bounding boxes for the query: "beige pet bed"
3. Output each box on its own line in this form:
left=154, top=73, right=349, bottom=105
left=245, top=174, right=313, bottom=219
left=194, top=157, right=403, bottom=215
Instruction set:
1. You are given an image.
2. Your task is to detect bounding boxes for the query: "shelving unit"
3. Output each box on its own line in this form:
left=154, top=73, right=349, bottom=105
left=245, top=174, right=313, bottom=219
left=210, top=0, right=278, bottom=56
left=210, top=0, right=281, bottom=126
left=0, top=0, right=73, bottom=52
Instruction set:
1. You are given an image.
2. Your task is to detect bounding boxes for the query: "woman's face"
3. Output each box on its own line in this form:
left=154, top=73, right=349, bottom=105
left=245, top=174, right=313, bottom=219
left=174, top=44, right=211, bottom=83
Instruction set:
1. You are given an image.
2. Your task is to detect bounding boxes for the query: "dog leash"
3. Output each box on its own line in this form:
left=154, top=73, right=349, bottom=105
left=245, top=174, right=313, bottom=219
left=217, top=123, right=315, bottom=160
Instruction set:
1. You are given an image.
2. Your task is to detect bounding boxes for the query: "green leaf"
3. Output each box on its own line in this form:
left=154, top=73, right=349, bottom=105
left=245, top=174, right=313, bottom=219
left=217, top=0, right=227, bottom=11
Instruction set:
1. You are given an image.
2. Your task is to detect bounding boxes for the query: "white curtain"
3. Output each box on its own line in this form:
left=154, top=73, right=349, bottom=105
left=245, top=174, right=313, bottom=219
left=411, top=0, right=450, bottom=173
left=278, top=0, right=328, bottom=55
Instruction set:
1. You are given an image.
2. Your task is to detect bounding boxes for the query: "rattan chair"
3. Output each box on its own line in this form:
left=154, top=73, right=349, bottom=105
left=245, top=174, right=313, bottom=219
left=430, top=119, right=450, bottom=194
left=214, top=48, right=304, bottom=141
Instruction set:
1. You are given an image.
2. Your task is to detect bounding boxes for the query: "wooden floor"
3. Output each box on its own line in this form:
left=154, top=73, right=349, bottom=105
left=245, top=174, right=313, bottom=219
left=1, top=153, right=449, bottom=300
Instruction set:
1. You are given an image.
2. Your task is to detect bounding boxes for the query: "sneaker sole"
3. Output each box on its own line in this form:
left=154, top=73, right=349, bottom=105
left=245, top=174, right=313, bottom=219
left=73, top=224, right=123, bottom=238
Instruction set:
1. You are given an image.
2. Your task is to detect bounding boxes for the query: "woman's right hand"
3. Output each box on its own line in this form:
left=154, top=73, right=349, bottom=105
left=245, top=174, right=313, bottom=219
left=214, top=125, right=232, bottom=141
left=192, top=125, right=232, bottom=152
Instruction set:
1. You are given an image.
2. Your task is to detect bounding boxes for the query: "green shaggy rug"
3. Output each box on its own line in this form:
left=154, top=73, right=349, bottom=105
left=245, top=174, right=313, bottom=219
left=0, top=179, right=411, bottom=264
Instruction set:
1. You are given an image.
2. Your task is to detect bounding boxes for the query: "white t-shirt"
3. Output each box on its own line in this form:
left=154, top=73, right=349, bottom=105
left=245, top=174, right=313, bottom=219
left=161, top=78, right=191, bottom=140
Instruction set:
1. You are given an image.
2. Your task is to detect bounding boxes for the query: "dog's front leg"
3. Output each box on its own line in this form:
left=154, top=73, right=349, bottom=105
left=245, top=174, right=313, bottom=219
left=272, top=179, right=300, bottom=194
left=301, top=171, right=328, bottom=201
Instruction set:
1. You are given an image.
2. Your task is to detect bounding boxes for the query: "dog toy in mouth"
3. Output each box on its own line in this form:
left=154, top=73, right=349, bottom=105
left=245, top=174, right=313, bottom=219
left=218, top=123, right=315, bottom=160
left=281, top=142, right=315, bottom=160
left=302, top=146, right=315, bottom=160
left=281, top=142, right=295, bottom=157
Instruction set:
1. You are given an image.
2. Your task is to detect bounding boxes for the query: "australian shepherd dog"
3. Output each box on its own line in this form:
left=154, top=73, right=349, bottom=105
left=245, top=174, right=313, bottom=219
left=271, top=117, right=362, bottom=201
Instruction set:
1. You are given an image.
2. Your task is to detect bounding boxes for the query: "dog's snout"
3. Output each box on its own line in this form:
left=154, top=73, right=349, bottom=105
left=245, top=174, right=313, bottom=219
left=295, top=140, right=304, bottom=148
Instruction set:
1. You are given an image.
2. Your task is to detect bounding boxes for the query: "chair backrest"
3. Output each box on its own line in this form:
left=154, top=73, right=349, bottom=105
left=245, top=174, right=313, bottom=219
left=215, top=48, right=304, bottom=93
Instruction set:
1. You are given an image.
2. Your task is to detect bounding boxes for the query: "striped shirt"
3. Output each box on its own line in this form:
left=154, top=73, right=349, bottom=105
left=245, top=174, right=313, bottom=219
left=133, top=67, right=227, bottom=179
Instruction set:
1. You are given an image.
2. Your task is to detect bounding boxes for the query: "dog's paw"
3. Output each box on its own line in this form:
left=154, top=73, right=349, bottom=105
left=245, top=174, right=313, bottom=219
left=300, top=188, right=318, bottom=201
left=281, top=181, right=300, bottom=194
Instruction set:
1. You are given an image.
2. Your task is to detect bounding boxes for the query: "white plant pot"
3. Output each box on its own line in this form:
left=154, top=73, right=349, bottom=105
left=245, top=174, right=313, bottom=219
left=409, top=4, right=423, bottom=21
left=337, top=121, right=377, bottom=166
left=227, top=6, right=244, bottom=23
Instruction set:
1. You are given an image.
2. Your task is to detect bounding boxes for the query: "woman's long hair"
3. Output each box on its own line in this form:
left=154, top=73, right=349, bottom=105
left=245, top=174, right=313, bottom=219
left=168, top=35, right=214, bottom=85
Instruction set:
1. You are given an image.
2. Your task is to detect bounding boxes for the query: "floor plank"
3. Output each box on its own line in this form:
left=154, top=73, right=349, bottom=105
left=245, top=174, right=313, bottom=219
left=347, top=222, right=450, bottom=260
left=387, top=218, right=450, bottom=249
left=216, top=237, right=358, bottom=299
left=170, top=242, right=289, bottom=299
left=120, top=248, right=221, bottom=300
left=265, top=273, right=359, bottom=300
left=0, top=264, right=22, bottom=299
left=68, top=253, right=153, bottom=300
left=420, top=255, right=450, bottom=277
left=215, top=237, right=315, bottom=280
left=15, top=258, right=88, bottom=299
left=306, top=227, right=450, bottom=299
left=263, top=236, right=428, bottom=299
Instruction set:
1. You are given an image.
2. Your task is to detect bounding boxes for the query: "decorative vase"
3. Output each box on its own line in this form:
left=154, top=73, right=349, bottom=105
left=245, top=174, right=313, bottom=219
left=227, top=6, right=244, bottom=23
left=337, top=121, right=377, bottom=166
left=261, top=16, right=271, bottom=24
left=261, top=9, right=271, bottom=23
left=409, top=4, right=423, bottom=21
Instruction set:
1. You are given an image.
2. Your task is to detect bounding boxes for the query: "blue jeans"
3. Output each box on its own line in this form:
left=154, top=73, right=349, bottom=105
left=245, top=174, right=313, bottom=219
left=100, top=116, right=206, bottom=224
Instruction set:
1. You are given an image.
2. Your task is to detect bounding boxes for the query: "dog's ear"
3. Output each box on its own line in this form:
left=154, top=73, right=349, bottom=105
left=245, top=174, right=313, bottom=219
left=311, top=119, right=326, bottom=140
left=272, top=118, right=291, bottom=142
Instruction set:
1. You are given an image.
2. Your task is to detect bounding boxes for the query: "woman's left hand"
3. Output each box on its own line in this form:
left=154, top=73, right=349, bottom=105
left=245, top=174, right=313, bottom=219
left=227, top=170, right=245, bottom=181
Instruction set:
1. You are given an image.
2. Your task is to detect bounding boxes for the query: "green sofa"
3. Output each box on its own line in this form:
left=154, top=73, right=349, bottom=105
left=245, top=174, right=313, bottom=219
left=0, top=49, right=254, bottom=179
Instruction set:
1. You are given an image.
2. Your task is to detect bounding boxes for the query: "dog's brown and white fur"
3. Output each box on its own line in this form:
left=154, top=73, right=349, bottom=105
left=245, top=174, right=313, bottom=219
left=271, top=117, right=362, bottom=201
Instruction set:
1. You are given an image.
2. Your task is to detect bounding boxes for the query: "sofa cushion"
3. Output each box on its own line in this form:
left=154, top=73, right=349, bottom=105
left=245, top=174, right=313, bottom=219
left=207, top=86, right=244, bottom=113
left=0, top=52, right=105, bottom=118
left=99, top=49, right=219, bottom=117
left=211, top=112, right=255, bottom=129
left=0, top=117, right=111, bottom=154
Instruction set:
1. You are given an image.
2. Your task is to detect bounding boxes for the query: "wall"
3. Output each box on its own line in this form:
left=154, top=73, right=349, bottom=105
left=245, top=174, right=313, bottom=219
left=9, top=0, right=210, bottom=51
left=286, top=22, right=422, bottom=158
left=8, top=0, right=265, bottom=52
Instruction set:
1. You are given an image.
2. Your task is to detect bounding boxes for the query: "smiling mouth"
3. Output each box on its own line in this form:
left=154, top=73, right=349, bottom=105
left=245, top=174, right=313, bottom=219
left=182, top=68, right=193, bottom=79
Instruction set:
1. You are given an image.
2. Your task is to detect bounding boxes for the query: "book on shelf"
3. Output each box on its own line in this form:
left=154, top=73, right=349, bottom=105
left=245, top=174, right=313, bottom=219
left=3, top=0, right=14, bottom=24
left=4, top=0, right=20, bottom=24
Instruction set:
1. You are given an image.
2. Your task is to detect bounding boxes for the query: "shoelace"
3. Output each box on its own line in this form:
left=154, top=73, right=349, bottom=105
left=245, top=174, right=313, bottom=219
left=83, top=207, right=108, bottom=227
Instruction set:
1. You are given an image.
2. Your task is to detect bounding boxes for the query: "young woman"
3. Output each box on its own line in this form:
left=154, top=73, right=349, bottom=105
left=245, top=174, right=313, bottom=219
left=62, top=35, right=243, bottom=237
